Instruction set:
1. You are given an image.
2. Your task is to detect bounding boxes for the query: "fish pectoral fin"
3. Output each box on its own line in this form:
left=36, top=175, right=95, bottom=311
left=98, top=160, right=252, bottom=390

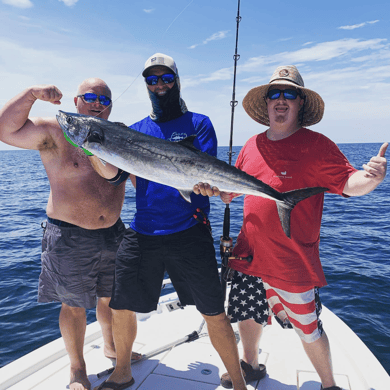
left=178, top=189, right=193, bottom=203
left=177, top=135, right=200, bottom=152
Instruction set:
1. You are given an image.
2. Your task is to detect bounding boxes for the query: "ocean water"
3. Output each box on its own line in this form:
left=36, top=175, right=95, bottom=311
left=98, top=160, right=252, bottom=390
left=0, top=144, right=389, bottom=376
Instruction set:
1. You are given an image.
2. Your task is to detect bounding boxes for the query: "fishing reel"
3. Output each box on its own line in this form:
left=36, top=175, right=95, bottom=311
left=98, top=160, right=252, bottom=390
left=220, top=235, right=233, bottom=286
left=220, top=235, right=233, bottom=266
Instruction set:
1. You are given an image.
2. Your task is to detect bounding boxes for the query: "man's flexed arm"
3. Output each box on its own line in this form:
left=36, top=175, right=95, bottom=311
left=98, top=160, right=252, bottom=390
left=0, top=85, right=62, bottom=150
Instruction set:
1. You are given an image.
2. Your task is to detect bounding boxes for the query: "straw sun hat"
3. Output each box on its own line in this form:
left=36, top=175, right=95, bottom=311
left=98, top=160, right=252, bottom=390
left=242, top=65, right=325, bottom=127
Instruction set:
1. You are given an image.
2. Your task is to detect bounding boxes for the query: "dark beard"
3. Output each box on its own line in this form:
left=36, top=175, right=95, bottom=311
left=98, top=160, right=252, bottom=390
left=149, top=82, right=185, bottom=122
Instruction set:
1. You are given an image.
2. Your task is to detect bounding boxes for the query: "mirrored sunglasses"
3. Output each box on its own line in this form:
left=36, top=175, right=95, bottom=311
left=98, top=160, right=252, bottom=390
left=145, top=73, right=175, bottom=86
left=267, top=89, right=301, bottom=100
left=77, top=93, right=112, bottom=106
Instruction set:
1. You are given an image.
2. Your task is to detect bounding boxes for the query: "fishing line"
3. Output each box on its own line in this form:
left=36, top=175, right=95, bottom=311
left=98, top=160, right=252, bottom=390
left=97, top=0, right=194, bottom=117
left=163, top=0, right=194, bottom=35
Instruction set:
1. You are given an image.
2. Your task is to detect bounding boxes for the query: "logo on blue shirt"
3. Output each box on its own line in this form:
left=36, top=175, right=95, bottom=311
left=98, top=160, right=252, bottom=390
left=169, top=132, right=188, bottom=142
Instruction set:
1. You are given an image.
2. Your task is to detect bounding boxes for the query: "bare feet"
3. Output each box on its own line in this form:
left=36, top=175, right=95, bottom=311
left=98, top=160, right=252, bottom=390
left=131, top=351, right=142, bottom=361
left=70, top=367, right=91, bottom=390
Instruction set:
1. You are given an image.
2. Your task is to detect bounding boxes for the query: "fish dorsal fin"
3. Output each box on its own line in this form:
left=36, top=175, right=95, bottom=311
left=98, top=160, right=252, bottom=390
left=177, top=135, right=200, bottom=152
left=113, top=122, right=129, bottom=129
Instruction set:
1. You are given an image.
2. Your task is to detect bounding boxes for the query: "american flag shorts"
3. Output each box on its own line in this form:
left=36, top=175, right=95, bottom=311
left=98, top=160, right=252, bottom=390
left=227, top=271, right=271, bottom=327
left=227, top=271, right=324, bottom=343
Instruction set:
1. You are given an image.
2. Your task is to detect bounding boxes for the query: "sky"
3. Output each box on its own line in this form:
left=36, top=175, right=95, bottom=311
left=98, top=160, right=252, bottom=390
left=0, top=0, right=389, bottom=151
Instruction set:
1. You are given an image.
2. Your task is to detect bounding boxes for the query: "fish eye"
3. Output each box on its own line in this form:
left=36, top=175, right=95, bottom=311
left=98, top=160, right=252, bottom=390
left=66, top=117, right=73, bottom=124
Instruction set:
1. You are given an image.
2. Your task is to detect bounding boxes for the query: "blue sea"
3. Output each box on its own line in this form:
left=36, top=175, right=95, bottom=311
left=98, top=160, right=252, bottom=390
left=0, top=144, right=389, bottom=376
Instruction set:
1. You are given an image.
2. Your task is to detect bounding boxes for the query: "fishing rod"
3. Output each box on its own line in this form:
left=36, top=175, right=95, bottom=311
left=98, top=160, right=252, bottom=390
left=220, top=0, right=241, bottom=301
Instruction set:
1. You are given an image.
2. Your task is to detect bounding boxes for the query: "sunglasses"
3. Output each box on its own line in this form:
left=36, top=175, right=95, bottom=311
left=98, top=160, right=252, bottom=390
left=266, top=89, right=301, bottom=100
left=77, top=93, right=112, bottom=106
left=145, top=73, right=175, bottom=86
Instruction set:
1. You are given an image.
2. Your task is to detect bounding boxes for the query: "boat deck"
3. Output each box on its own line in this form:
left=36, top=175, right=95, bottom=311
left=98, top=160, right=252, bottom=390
left=1, top=292, right=389, bottom=390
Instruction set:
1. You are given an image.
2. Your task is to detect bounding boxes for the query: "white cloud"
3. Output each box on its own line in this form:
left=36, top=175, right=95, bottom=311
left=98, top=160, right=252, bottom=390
left=239, top=38, right=387, bottom=73
left=58, top=0, right=79, bottom=6
left=182, top=67, right=232, bottom=88
left=189, top=30, right=229, bottom=49
left=184, top=38, right=388, bottom=89
left=2, top=0, right=33, bottom=8
left=339, top=22, right=366, bottom=30
left=180, top=34, right=390, bottom=144
left=203, top=30, right=229, bottom=44
left=143, top=8, right=154, bottom=13
left=338, top=20, right=379, bottom=30
left=351, top=49, right=390, bottom=63
left=201, top=67, right=232, bottom=82
left=283, top=38, right=386, bottom=62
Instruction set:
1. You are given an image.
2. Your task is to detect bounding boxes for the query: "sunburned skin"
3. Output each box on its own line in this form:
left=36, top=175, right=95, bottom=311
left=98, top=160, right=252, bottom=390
left=40, top=128, right=125, bottom=229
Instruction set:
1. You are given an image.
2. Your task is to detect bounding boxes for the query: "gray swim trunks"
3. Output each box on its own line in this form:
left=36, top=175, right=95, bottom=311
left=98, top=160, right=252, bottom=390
left=38, top=218, right=125, bottom=309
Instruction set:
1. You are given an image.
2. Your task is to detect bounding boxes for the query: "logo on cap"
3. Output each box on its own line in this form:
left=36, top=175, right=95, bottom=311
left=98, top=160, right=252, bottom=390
left=151, top=56, right=165, bottom=65
left=279, top=69, right=289, bottom=77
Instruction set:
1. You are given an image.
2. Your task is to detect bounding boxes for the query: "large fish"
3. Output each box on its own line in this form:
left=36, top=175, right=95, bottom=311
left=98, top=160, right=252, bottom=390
left=57, top=111, right=328, bottom=238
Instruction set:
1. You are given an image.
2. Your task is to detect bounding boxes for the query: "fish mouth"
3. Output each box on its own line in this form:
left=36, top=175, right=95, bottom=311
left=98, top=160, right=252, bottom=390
left=56, top=111, right=69, bottom=132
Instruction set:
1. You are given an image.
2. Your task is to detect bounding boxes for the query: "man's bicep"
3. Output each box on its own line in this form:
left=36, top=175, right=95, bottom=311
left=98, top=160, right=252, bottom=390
left=1, top=117, right=57, bottom=151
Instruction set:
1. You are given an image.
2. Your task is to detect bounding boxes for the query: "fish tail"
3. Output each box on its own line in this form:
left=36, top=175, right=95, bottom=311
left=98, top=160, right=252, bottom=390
left=277, top=187, right=328, bottom=238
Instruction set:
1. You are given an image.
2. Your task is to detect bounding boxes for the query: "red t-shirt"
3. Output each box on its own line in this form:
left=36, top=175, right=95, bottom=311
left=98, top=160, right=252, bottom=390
left=229, top=128, right=357, bottom=292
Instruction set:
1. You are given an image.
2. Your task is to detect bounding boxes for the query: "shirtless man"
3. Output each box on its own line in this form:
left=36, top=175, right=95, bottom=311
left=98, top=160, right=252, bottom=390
left=0, top=79, right=136, bottom=390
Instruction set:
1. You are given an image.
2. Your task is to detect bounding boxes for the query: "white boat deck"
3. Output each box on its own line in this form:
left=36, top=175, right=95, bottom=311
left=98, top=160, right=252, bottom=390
left=1, top=291, right=389, bottom=390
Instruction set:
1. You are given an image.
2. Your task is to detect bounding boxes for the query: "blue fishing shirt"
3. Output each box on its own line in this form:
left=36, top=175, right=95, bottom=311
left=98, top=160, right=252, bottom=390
left=129, top=111, right=218, bottom=235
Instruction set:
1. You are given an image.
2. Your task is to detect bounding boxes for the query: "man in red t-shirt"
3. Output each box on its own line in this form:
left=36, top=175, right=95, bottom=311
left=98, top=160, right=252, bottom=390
left=195, top=65, right=387, bottom=390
